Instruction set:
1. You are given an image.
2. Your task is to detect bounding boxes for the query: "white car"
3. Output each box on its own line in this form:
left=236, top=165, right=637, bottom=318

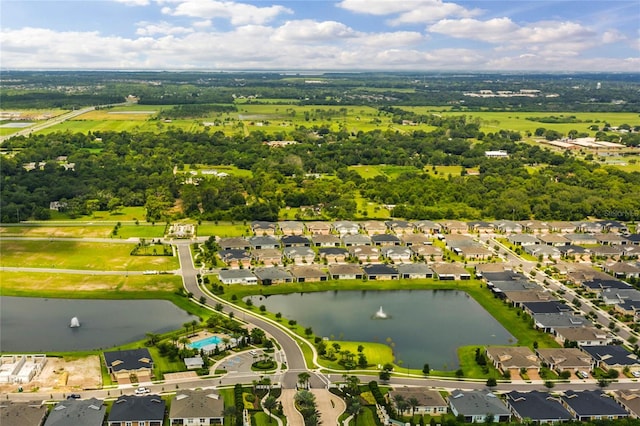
left=632, top=371, right=640, bottom=378
left=135, top=387, right=150, bottom=395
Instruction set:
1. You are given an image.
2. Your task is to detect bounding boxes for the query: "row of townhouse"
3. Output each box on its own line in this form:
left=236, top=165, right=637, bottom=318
left=2, top=389, right=225, bottom=426
left=218, top=262, right=473, bottom=285
left=248, top=219, right=632, bottom=236
left=385, top=387, right=637, bottom=423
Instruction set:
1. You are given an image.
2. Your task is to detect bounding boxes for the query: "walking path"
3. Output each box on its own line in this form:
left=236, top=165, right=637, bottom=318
left=280, top=389, right=304, bottom=426
left=311, top=389, right=345, bottom=426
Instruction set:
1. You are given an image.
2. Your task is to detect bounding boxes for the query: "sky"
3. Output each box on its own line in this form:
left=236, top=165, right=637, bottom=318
left=1, top=0, right=639, bottom=72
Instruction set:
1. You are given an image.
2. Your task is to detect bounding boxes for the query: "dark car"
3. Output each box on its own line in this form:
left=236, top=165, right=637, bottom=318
left=67, top=394, right=81, bottom=399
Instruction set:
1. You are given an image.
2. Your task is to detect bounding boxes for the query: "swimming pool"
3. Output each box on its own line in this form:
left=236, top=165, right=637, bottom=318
left=188, top=335, right=222, bottom=349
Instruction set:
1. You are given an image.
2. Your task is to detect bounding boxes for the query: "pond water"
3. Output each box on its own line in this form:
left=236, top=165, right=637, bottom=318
left=249, top=290, right=514, bottom=369
left=0, top=297, right=197, bottom=352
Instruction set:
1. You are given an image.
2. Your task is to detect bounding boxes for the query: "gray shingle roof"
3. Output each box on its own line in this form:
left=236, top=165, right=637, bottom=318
left=108, top=395, right=165, bottom=423
left=45, top=398, right=105, bottom=426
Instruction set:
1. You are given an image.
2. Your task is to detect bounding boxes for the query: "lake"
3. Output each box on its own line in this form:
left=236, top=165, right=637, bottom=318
left=249, top=290, right=514, bottom=369
left=0, top=296, right=197, bottom=352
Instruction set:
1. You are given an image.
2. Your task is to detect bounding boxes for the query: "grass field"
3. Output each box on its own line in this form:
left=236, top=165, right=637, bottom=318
left=196, top=222, right=252, bottom=237
left=0, top=271, right=182, bottom=298
left=0, top=223, right=166, bottom=238
left=180, top=164, right=253, bottom=178
left=0, top=240, right=179, bottom=271
left=348, top=164, right=420, bottom=179
left=319, top=341, right=393, bottom=370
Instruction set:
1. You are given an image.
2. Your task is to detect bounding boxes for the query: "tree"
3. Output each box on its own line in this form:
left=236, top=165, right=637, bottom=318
left=407, top=397, right=420, bottom=416
left=263, top=395, right=277, bottom=423
left=346, top=397, right=362, bottom=422
left=544, top=380, right=555, bottom=390
left=455, top=368, right=464, bottom=379
left=297, top=372, right=311, bottom=390
left=304, top=327, right=313, bottom=338
left=145, top=332, right=160, bottom=346
left=486, top=377, right=497, bottom=389
left=422, top=363, right=430, bottom=375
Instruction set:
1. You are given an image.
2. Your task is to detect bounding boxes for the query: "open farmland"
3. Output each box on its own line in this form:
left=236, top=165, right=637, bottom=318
left=0, top=240, right=179, bottom=271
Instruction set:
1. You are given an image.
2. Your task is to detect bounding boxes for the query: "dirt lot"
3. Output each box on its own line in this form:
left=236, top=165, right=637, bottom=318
left=0, top=356, right=102, bottom=394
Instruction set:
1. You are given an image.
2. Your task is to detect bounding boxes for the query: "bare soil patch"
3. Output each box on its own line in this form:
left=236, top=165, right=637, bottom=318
left=0, top=356, right=101, bottom=394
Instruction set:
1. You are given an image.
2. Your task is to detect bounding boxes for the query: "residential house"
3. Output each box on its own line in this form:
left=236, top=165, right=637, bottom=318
left=251, top=248, right=282, bottom=266
left=103, top=349, right=154, bottom=384
left=520, top=220, right=550, bottom=234
left=444, top=234, right=476, bottom=250
left=494, top=220, right=522, bottom=234
left=581, top=345, right=640, bottom=373
left=360, top=220, right=388, bottom=235
left=400, top=233, right=432, bottom=247
left=305, top=221, right=332, bottom=235
left=504, top=391, right=572, bottom=424
left=485, top=346, right=540, bottom=376
left=45, top=398, right=106, bottom=426
left=502, top=290, right=553, bottom=307
left=289, top=265, right=328, bottom=283
left=310, top=234, right=341, bottom=247
left=441, top=220, right=469, bottom=234
left=535, top=348, right=594, bottom=375
left=448, top=390, right=511, bottom=423
left=217, top=237, right=250, bottom=251
left=538, top=234, right=571, bottom=247
left=386, top=220, right=414, bottom=235
left=348, top=245, right=380, bottom=263
left=507, top=234, right=540, bottom=247
left=574, top=221, right=603, bottom=234
left=218, top=269, right=258, bottom=285
left=318, top=247, right=348, bottom=263
left=598, top=220, right=628, bottom=234
left=410, top=245, right=443, bottom=262
left=281, top=235, right=311, bottom=248
left=342, top=234, right=372, bottom=247
left=596, top=233, right=627, bottom=246
left=432, top=263, right=471, bottom=280
left=333, top=220, right=360, bottom=236
left=278, top=221, right=305, bottom=235
left=328, top=264, right=364, bottom=280
left=521, top=301, right=572, bottom=317
left=251, top=221, right=277, bottom=236
left=525, top=245, right=562, bottom=260
left=554, top=327, right=612, bottom=347
left=488, top=280, right=542, bottom=296
left=381, top=246, right=412, bottom=263
left=590, top=245, right=623, bottom=258
left=107, top=395, right=165, bottom=426
left=603, top=262, right=640, bottom=279
left=371, top=234, right=401, bottom=246
left=0, top=401, right=47, bottom=426
left=625, top=234, right=640, bottom=246
left=218, top=249, right=251, bottom=269
left=548, top=221, right=578, bottom=233
left=467, top=221, right=495, bottom=234
left=560, top=390, right=628, bottom=421
left=283, top=246, right=315, bottom=264
left=456, top=245, right=493, bottom=260
left=582, top=279, right=631, bottom=294
left=600, top=288, right=640, bottom=306
left=613, top=391, right=640, bottom=419
left=249, top=236, right=280, bottom=250
left=396, top=263, right=434, bottom=279
left=413, top=220, right=442, bottom=234
left=565, top=233, right=599, bottom=245
left=169, top=390, right=224, bottom=425
left=533, top=313, right=590, bottom=334
left=483, top=271, right=529, bottom=283
left=363, top=264, right=399, bottom=280
left=387, top=388, right=447, bottom=416
left=253, top=267, right=293, bottom=285
left=474, top=263, right=508, bottom=277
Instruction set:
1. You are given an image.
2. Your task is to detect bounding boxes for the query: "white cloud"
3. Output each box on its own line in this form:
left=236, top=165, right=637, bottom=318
left=135, top=21, right=194, bottom=36
left=338, top=0, right=481, bottom=24
left=161, top=0, right=293, bottom=26
left=429, top=18, right=518, bottom=43
left=272, top=20, right=358, bottom=42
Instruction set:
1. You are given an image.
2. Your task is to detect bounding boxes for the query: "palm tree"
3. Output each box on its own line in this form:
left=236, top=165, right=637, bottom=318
left=263, top=395, right=277, bottom=423
left=190, top=319, right=198, bottom=335
left=393, top=394, right=406, bottom=415
left=223, top=406, right=237, bottom=424
left=346, top=397, right=362, bottom=422
left=179, top=337, right=190, bottom=349
left=294, top=389, right=316, bottom=407
left=407, top=397, right=419, bottom=416
left=297, top=372, right=311, bottom=390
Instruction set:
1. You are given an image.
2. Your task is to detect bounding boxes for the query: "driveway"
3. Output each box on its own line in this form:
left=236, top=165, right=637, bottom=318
left=280, top=389, right=304, bottom=426
left=311, top=389, right=345, bottom=426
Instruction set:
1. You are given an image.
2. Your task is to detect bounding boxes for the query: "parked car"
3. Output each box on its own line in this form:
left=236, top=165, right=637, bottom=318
left=577, top=371, right=589, bottom=379
left=632, top=371, right=640, bottom=378
left=67, top=394, right=81, bottom=399
left=135, top=387, right=150, bottom=395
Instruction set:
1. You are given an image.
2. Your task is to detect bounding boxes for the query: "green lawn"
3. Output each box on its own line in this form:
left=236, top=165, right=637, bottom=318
left=456, top=345, right=502, bottom=379
left=0, top=240, right=179, bottom=271
left=0, top=271, right=183, bottom=298
left=197, top=222, right=252, bottom=238
left=319, top=341, right=393, bottom=370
